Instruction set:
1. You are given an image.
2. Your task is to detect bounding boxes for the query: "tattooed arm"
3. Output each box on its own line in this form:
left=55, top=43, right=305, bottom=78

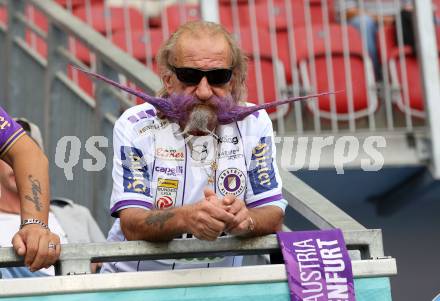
left=3, top=135, right=60, bottom=271
left=120, top=189, right=235, bottom=242
left=3, top=135, right=50, bottom=224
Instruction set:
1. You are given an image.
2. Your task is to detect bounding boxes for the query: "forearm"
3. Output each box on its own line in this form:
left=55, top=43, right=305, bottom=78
left=247, top=206, right=284, bottom=237
left=120, top=207, right=189, bottom=242
left=6, top=137, right=50, bottom=223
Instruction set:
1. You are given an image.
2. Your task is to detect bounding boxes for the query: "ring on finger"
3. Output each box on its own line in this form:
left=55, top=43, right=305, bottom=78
left=48, top=243, right=56, bottom=250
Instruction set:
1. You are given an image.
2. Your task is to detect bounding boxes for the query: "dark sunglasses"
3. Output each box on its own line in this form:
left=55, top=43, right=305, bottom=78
left=169, top=65, right=233, bottom=86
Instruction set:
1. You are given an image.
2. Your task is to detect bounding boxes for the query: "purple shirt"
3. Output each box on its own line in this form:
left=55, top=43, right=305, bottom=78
left=0, top=106, right=25, bottom=158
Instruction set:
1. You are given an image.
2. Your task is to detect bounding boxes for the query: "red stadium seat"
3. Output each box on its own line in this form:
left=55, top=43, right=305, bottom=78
left=24, top=32, right=47, bottom=57
left=220, top=0, right=334, bottom=31
left=24, top=6, right=48, bottom=57
left=390, top=54, right=424, bottom=117
left=433, top=0, right=440, bottom=20
left=218, top=0, right=265, bottom=4
left=165, top=3, right=201, bottom=33
left=0, top=5, right=8, bottom=25
left=292, top=24, right=378, bottom=119
left=73, top=4, right=145, bottom=34
left=68, top=28, right=165, bottom=97
left=254, top=0, right=334, bottom=30
left=67, top=39, right=93, bottom=96
left=380, top=26, right=440, bottom=117
left=277, top=22, right=351, bottom=83
left=219, top=2, right=251, bottom=31
left=308, top=57, right=371, bottom=114
left=67, top=64, right=94, bottom=97
left=232, top=26, right=274, bottom=59
left=70, top=39, right=92, bottom=64
left=55, top=0, right=104, bottom=9
left=111, top=28, right=165, bottom=66
left=388, top=47, right=425, bottom=118
left=71, top=28, right=163, bottom=72
left=246, top=58, right=288, bottom=119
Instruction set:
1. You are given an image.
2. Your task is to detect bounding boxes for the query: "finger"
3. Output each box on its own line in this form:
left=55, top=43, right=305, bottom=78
left=206, top=205, right=235, bottom=224
left=222, top=194, right=236, bottom=206
left=202, top=228, right=221, bottom=240
left=193, top=233, right=209, bottom=240
left=201, top=227, right=222, bottom=241
left=11, top=233, right=26, bottom=256
left=29, top=236, right=50, bottom=272
left=43, top=245, right=57, bottom=269
left=193, top=213, right=224, bottom=238
left=205, top=217, right=226, bottom=234
left=226, top=208, right=248, bottom=232
left=45, top=235, right=61, bottom=268
left=192, top=228, right=214, bottom=241
left=23, top=234, right=40, bottom=269
left=226, top=199, right=245, bottom=215
left=203, top=189, right=220, bottom=205
left=55, top=240, right=61, bottom=261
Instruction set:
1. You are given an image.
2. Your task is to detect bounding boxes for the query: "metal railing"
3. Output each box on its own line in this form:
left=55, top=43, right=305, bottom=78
left=0, top=261, right=396, bottom=298
left=0, top=171, right=392, bottom=275
left=0, top=183, right=396, bottom=295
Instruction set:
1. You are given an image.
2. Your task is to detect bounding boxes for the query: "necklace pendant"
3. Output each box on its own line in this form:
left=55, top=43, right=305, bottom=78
left=208, top=176, right=215, bottom=185
left=211, top=161, right=218, bottom=171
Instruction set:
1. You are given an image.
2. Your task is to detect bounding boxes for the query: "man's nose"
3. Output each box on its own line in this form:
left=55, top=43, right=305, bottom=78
left=194, top=76, right=213, bottom=101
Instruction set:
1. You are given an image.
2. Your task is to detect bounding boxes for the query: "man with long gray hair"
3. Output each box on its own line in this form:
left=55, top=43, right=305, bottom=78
left=101, top=21, right=287, bottom=272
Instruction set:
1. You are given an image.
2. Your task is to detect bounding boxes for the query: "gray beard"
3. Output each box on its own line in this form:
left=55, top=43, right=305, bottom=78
left=182, top=105, right=218, bottom=136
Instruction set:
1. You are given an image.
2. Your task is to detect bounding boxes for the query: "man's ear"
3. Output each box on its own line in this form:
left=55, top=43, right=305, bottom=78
left=162, top=74, right=174, bottom=95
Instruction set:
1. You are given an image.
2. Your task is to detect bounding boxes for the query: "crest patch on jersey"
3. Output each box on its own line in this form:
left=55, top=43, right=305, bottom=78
left=217, top=168, right=246, bottom=196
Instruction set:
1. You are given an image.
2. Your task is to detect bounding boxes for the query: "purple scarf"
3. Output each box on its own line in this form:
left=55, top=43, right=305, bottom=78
left=277, top=229, right=356, bottom=301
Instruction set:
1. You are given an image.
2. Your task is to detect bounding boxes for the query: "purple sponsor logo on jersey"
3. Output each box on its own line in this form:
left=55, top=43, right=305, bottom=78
left=248, top=136, right=278, bottom=195
left=121, top=146, right=150, bottom=196
left=155, top=165, right=184, bottom=177
left=127, top=109, right=156, bottom=123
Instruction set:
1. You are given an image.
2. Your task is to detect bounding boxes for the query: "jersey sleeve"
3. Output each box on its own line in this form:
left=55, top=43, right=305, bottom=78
left=110, top=116, right=154, bottom=217
left=244, top=110, right=287, bottom=212
left=0, top=106, right=26, bottom=158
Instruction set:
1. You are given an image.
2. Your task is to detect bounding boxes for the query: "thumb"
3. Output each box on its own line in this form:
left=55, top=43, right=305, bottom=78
left=11, top=232, right=26, bottom=256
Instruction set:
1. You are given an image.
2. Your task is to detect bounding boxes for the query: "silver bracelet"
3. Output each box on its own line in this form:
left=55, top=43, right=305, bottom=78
left=20, top=219, right=49, bottom=230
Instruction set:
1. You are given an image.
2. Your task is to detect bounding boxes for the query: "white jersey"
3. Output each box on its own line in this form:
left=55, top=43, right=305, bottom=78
left=102, top=102, right=287, bottom=273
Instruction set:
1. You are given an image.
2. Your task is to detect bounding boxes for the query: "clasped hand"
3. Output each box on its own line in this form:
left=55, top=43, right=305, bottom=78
left=185, top=188, right=252, bottom=240
left=12, top=225, right=61, bottom=272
